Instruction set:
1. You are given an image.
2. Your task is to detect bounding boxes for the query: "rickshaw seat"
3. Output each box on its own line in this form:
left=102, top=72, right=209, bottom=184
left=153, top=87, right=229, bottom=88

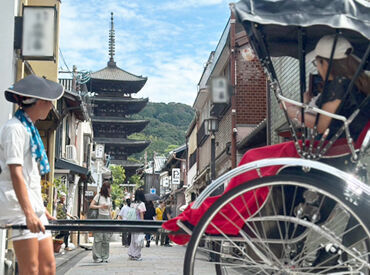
left=317, top=121, right=369, bottom=171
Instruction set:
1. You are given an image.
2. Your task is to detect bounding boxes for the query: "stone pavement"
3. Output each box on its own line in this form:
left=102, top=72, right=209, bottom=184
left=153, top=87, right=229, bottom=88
left=61, top=241, right=214, bottom=275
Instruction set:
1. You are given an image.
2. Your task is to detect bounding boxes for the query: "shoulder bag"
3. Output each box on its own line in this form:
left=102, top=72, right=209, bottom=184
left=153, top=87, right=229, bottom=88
left=87, top=195, right=100, bottom=219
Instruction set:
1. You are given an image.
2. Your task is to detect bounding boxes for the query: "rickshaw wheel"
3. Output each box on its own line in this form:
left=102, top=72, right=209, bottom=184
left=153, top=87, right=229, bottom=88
left=183, top=174, right=370, bottom=275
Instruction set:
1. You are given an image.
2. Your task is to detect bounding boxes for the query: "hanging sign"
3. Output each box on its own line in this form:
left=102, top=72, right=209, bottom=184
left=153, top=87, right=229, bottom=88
left=172, top=168, right=181, bottom=185
left=95, top=144, right=105, bottom=159
left=211, top=77, right=230, bottom=104
left=22, top=6, right=57, bottom=60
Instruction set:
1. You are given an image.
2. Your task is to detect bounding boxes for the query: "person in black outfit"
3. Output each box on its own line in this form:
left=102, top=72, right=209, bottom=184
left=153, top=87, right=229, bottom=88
left=162, top=201, right=173, bottom=247
left=55, top=193, right=72, bottom=251
left=144, top=200, right=156, bottom=247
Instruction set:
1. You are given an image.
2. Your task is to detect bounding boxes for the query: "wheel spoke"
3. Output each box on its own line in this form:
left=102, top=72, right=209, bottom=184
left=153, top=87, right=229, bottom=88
left=227, top=201, right=282, bottom=264
left=184, top=176, right=370, bottom=275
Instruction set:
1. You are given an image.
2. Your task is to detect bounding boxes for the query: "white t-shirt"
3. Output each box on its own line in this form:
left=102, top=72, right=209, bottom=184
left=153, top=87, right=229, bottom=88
left=93, top=194, right=111, bottom=216
left=118, top=205, right=130, bottom=220
left=131, top=202, right=146, bottom=220
left=0, top=117, right=45, bottom=221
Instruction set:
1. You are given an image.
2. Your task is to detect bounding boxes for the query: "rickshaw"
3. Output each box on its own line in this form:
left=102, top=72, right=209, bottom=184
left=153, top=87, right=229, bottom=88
left=182, top=0, right=370, bottom=274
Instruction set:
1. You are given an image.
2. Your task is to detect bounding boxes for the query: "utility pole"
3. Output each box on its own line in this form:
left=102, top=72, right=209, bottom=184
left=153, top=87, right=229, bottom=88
left=152, top=151, right=156, bottom=189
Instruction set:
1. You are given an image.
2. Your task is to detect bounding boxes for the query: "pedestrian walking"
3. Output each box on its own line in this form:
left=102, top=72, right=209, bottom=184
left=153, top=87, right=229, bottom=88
left=90, top=181, right=112, bottom=263
left=117, top=198, right=131, bottom=247
left=0, top=75, right=64, bottom=275
left=55, top=192, right=72, bottom=251
left=155, top=201, right=165, bottom=246
left=128, top=189, right=146, bottom=261
left=143, top=200, right=156, bottom=247
left=162, top=201, right=173, bottom=247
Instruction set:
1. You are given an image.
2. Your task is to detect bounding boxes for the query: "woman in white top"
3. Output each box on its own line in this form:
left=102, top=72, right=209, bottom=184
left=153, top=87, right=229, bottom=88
left=128, top=189, right=146, bottom=261
left=89, top=181, right=112, bottom=262
left=0, top=75, right=64, bottom=275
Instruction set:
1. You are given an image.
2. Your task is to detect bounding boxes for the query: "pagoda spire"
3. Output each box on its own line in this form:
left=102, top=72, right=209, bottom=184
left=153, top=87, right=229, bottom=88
left=108, top=12, right=116, bottom=67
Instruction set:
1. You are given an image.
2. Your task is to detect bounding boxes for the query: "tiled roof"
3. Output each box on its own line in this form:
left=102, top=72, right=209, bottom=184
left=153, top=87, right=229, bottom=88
left=144, top=156, right=167, bottom=174
left=91, top=64, right=147, bottom=82
left=110, top=159, right=143, bottom=168
left=94, top=138, right=150, bottom=146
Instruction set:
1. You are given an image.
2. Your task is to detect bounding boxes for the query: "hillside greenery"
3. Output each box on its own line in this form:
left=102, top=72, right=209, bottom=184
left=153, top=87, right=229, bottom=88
left=129, top=102, right=195, bottom=161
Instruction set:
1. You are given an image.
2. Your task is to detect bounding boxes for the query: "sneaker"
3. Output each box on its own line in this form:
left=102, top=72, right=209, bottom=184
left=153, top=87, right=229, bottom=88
left=129, top=256, right=142, bottom=261
left=94, top=259, right=103, bottom=263
left=64, top=247, right=72, bottom=251
left=164, top=244, right=172, bottom=247
left=102, top=259, right=108, bottom=263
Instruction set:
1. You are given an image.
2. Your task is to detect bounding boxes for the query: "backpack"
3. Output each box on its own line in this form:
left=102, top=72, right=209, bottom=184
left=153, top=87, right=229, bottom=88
left=126, top=206, right=137, bottom=221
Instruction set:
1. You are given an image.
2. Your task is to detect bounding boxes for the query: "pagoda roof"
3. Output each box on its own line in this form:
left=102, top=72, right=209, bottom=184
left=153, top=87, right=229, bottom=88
left=92, top=117, right=149, bottom=137
left=92, top=97, right=148, bottom=116
left=92, top=117, right=149, bottom=125
left=110, top=159, right=143, bottom=169
left=88, top=12, right=147, bottom=94
left=92, top=96, right=148, bottom=103
left=95, top=138, right=150, bottom=147
left=100, top=138, right=150, bottom=155
left=91, top=64, right=147, bottom=85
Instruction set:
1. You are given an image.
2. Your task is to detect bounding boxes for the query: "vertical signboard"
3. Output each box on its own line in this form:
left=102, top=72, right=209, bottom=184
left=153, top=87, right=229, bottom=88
left=172, top=168, right=181, bottom=185
left=211, top=77, right=230, bottom=104
left=22, top=6, right=57, bottom=60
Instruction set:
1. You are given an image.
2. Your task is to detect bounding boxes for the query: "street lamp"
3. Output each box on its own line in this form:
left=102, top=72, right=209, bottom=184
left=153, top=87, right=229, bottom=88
left=205, top=117, right=219, bottom=181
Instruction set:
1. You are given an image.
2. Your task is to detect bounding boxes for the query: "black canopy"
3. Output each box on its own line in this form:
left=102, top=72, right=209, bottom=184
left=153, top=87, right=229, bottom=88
left=234, top=0, right=370, bottom=65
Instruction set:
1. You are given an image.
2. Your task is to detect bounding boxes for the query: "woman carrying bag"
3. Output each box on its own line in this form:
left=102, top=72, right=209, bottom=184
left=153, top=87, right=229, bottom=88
left=89, top=181, right=112, bottom=263
left=0, top=75, right=64, bottom=275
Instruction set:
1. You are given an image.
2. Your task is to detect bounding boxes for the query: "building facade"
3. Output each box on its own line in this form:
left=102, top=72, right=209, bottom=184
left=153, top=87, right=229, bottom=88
left=188, top=12, right=267, bottom=202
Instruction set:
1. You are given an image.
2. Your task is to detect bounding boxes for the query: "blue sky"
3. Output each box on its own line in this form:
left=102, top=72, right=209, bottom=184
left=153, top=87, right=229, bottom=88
left=59, top=0, right=233, bottom=106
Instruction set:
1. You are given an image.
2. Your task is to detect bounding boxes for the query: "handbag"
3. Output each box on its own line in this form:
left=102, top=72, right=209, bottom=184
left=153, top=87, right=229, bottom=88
left=87, top=195, right=100, bottom=219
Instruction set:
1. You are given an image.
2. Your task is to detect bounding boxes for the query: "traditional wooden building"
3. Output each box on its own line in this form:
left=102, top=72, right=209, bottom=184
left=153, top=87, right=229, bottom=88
left=89, top=13, right=150, bottom=177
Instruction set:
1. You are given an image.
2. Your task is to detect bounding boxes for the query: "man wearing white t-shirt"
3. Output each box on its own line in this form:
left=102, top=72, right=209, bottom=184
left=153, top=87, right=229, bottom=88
left=118, top=198, right=132, bottom=246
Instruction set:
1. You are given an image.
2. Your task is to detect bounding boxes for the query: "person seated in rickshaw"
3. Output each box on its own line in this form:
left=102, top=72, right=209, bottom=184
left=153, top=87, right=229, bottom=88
left=163, top=35, right=370, bottom=245
left=285, top=35, right=369, bottom=142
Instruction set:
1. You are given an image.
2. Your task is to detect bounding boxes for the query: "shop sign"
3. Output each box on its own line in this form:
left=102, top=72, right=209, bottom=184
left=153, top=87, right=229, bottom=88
left=22, top=6, right=57, bottom=60
left=172, top=168, right=180, bottom=185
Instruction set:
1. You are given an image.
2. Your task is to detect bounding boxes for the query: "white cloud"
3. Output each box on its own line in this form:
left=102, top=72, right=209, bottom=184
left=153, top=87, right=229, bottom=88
left=59, top=0, right=230, bottom=106
left=158, top=0, right=226, bottom=10
left=139, top=55, right=203, bottom=105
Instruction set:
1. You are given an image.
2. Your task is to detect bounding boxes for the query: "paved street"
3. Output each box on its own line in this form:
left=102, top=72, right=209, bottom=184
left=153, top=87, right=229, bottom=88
left=59, top=241, right=214, bottom=275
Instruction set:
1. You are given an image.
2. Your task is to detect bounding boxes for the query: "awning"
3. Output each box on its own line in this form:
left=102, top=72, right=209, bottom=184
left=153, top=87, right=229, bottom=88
left=193, top=167, right=209, bottom=187
left=55, top=158, right=88, bottom=176
left=237, top=119, right=267, bottom=151
left=63, top=90, right=89, bottom=121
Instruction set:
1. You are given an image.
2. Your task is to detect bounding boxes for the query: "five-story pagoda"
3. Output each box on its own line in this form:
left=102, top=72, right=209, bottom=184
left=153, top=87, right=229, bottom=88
left=89, top=13, right=150, bottom=177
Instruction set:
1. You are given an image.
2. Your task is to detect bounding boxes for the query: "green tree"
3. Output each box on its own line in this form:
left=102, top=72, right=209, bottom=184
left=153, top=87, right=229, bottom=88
left=109, top=165, right=126, bottom=209
left=129, top=102, right=195, bottom=160
left=165, top=144, right=179, bottom=154
left=129, top=175, right=143, bottom=189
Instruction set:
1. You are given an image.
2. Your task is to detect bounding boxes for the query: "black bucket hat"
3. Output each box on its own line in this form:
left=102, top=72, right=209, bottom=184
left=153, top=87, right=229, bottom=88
left=5, top=75, right=64, bottom=104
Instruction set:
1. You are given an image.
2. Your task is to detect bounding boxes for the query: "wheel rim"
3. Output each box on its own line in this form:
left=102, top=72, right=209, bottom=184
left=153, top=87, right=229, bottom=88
left=184, top=175, right=370, bottom=275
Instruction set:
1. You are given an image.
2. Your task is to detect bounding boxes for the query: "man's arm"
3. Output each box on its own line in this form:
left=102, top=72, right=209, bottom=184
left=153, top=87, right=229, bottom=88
left=9, top=164, right=45, bottom=233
